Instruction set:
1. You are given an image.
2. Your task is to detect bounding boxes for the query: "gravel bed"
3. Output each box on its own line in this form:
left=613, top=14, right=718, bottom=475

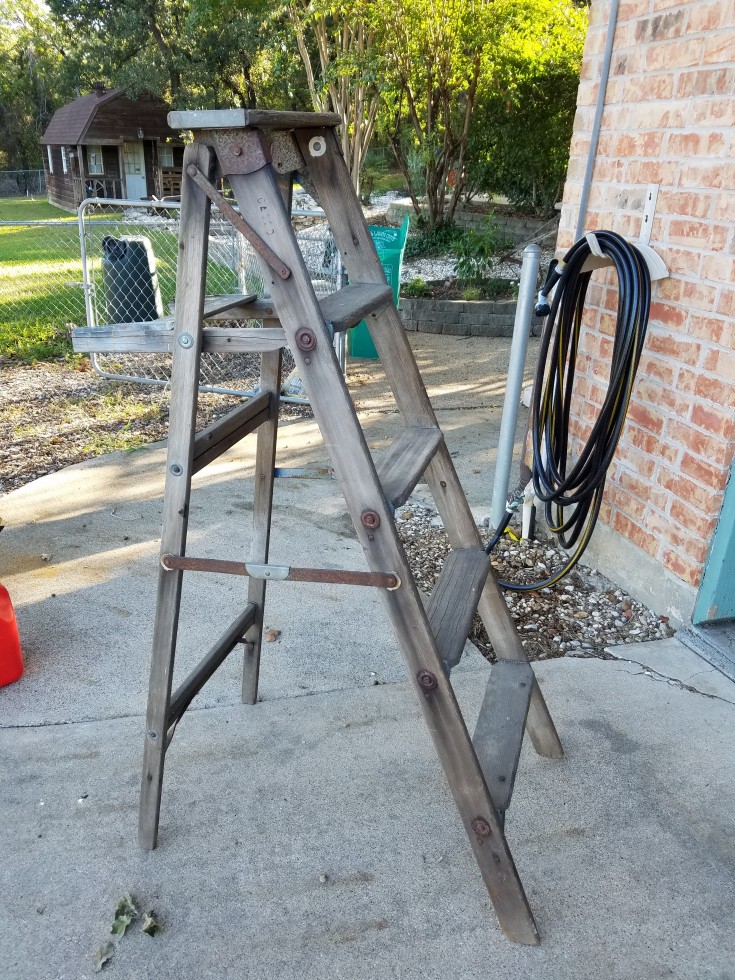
left=396, top=504, right=675, bottom=662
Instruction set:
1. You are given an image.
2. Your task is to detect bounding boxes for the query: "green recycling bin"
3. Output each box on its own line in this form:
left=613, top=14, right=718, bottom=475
left=101, top=235, right=164, bottom=324
left=348, top=215, right=409, bottom=359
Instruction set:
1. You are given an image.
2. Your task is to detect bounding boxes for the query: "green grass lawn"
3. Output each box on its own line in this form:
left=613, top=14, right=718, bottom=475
left=0, top=198, right=239, bottom=363
left=0, top=196, right=75, bottom=222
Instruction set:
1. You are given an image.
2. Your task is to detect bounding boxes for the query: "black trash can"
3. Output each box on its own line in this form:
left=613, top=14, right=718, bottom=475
left=101, top=235, right=164, bottom=323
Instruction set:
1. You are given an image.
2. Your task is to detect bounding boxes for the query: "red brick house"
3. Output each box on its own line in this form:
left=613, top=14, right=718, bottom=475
left=556, top=0, right=734, bottom=625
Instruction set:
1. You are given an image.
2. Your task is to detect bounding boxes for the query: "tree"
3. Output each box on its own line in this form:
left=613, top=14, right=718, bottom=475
left=285, top=1, right=381, bottom=197
left=466, top=0, right=588, bottom=215
left=373, top=0, right=495, bottom=229
left=44, top=0, right=296, bottom=111
left=0, top=0, right=69, bottom=171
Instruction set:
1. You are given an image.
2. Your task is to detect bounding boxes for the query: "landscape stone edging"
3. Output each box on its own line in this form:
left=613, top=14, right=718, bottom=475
left=399, top=296, right=517, bottom=337
left=386, top=202, right=557, bottom=243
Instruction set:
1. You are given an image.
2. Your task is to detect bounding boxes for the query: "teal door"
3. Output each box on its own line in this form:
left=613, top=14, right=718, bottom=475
left=693, top=461, right=735, bottom=623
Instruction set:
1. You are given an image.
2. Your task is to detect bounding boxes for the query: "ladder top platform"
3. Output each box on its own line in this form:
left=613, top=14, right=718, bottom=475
left=169, top=109, right=342, bottom=132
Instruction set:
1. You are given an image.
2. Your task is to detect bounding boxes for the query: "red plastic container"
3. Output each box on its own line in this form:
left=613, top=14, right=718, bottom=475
left=0, top=583, right=23, bottom=687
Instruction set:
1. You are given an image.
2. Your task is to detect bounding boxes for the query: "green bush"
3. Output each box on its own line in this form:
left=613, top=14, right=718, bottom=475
left=454, top=219, right=512, bottom=283
left=404, top=221, right=462, bottom=260
left=464, top=0, right=587, bottom=215
left=401, top=277, right=431, bottom=298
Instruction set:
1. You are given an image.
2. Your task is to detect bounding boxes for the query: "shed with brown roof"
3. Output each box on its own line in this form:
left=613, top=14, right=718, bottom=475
left=40, top=84, right=184, bottom=210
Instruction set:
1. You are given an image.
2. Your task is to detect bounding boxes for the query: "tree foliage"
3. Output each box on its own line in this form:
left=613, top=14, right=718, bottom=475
left=467, top=0, right=588, bottom=214
left=375, top=0, right=492, bottom=228
left=0, top=0, right=69, bottom=170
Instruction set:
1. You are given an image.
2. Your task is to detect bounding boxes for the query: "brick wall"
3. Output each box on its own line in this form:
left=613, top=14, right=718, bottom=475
left=557, top=0, right=735, bottom=594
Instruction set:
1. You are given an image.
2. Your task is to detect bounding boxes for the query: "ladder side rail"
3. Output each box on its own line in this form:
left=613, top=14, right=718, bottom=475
left=139, top=143, right=216, bottom=850
left=225, top=151, right=539, bottom=946
left=293, top=128, right=437, bottom=429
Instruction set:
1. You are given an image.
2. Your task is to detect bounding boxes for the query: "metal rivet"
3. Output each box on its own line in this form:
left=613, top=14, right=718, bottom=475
left=186, top=164, right=197, bottom=178
left=361, top=510, right=380, bottom=529
left=417, top=669, right=438, bottom=691
left=296, top=327, right=317, bottom=351
left=440, top=480, right=447, bottom=488
left=148, top=730, right=158, bottom=741
left=304, top=356, right=311, bottom=365
left=471, top=817, right=492, bottom=838
left=169, top=463, right=183, bottom=476
left=178, top=333, right=193, bottom=348
left=308, top=136, right=326, bottom=157
left=232, top=145, right=242, bottom=156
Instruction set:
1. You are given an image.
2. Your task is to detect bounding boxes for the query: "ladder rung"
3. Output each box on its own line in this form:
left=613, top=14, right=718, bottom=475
left=169, top=108, right=342, bottom=131
left=193, top=391, right=272, bottom=474
left=320, top=283, right=393, bottom=333
left=472, top=661, right=534, bottom=816
left=374, top=426, right=443, bottom=509
left=167, top=603, right=258, bottom=729
left=71, top=325, right=287, bottom=355
left=426, top=549, right=490, bottom=673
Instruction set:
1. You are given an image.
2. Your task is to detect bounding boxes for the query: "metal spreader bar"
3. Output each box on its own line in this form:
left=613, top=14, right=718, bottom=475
left=161, top=554, right=400, bottom=590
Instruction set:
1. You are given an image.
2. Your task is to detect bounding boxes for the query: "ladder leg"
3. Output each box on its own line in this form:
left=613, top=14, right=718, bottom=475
left=139, top=143, right=215, bottom=850
left=242, top=345, right=281, bottom=704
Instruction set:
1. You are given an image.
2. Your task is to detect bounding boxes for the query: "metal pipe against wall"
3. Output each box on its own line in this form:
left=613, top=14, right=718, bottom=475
left=490, top=244, right=542, bottom=529
left=575, top=0, right=620, bottom=240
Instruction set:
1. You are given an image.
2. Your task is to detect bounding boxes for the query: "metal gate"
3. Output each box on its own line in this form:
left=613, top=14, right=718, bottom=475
left=78, top=198, right=342, bottom=398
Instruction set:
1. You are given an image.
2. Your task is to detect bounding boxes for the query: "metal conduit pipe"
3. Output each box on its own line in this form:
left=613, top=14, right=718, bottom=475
left=575, top=0, right=620, bottom=240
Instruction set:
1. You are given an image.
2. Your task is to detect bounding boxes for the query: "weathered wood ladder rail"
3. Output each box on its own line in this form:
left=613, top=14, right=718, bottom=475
left=72, top=108, right=564, bottom=946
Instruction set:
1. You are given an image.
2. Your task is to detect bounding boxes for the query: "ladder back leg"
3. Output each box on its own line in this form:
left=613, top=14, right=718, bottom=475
left=138, top=143, right=215, bottom=850
left=223, top=135, right=540, bottom=945
left=242, top=344, right=282, bottom=704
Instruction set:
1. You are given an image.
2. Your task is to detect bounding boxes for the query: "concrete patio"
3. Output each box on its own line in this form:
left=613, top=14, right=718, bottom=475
left=2, top=334, right=734, bottom=979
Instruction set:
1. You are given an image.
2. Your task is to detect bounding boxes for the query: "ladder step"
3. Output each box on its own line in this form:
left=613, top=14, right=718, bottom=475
left=473, top=661, right=534, bottom=816
left=374, top=426, right=443, bottom=509
left=72, top=325, right=287, bottom=355
left=319, top=283, right=393, bottom=333
left=426, top=549, right=490, bottom=672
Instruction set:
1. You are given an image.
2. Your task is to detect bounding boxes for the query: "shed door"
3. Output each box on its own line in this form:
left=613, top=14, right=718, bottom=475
left=123, top=141, right=147, bottom=200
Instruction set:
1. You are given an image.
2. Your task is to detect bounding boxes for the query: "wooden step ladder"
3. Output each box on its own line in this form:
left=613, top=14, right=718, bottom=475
left=72, top=108, right=563, bottom=946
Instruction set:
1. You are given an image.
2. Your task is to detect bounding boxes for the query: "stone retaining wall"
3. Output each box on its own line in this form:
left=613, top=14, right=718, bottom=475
left=400, top=297, right=517, bottom=337
left=386, top=201, right=557, bottom=244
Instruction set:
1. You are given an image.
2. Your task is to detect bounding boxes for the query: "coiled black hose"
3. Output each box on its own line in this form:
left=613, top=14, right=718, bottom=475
left=487, top=230, right=652, bottom=592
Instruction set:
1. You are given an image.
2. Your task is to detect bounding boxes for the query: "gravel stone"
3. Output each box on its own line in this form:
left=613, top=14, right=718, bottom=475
left=397, top=505, right=675, bottom=662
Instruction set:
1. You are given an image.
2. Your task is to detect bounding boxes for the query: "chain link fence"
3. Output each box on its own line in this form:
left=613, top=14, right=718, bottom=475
left=1, top=196, right=340, bottom=397
left=0, top=169, right=46, bottom=197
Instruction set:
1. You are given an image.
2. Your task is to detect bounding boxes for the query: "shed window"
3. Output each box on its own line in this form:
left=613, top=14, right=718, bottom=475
left=47, top=146, right=53, bottom=174
left=160, top=145, right=174, bottom=168
left=87, top=145, right=104, bottom=176
left=61, top=147, right=68, bottom=174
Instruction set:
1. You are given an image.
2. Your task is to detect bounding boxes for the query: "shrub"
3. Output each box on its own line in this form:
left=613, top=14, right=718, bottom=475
left=454, top=219, right=512, bottom=283
left=401, top=277, right=432, bottom=298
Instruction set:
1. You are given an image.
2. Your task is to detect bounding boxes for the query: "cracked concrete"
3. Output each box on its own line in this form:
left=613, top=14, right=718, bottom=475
left=605, top=637, right=735, bottom=705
